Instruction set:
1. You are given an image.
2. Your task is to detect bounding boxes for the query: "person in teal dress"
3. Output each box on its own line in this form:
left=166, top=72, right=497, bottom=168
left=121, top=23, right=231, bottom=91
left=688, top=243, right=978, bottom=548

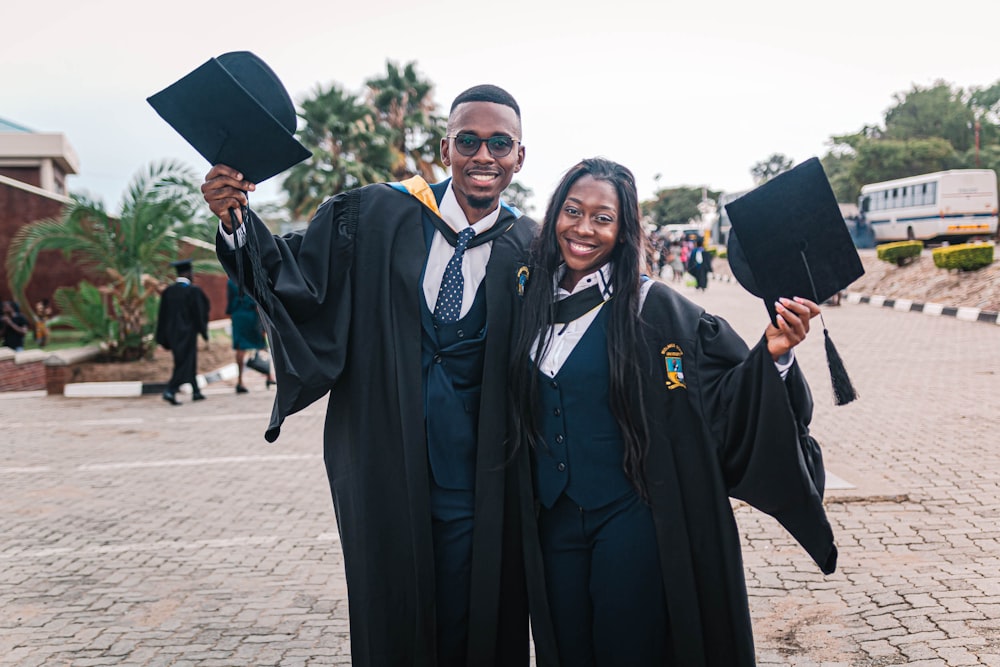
left=226, top=278, right=271, bottom=393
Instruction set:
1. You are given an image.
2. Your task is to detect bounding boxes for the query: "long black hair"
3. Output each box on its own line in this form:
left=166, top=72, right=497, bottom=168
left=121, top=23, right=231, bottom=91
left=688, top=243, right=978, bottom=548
left=509, top=157, right=651, bottom=498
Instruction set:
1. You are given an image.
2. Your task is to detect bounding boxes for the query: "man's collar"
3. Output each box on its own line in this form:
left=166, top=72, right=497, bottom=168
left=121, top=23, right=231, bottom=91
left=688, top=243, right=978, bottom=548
left=439, top=182, right=501, bottom=235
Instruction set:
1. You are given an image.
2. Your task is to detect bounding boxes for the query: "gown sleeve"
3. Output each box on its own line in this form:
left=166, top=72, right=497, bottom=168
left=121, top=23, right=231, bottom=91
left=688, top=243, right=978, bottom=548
left=692, top=313, right=837, bottom=574
left=215, top=192, right=359, bottom=442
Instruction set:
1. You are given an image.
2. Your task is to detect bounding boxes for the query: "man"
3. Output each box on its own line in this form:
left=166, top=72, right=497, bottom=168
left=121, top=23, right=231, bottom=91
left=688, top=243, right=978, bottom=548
left=687, top=235, right=712, bottom=290
left=202, top=85, right=536, bottom=666
left=1, top=300, right=30, bottom=352
left=155, top=259, right=210, bottom=405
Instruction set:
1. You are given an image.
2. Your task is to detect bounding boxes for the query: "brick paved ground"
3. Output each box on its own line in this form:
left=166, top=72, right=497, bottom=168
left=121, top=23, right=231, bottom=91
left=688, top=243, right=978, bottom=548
left=2, top=275, right=999, bottom=666
left=689, top=276, right=1000, bottom=667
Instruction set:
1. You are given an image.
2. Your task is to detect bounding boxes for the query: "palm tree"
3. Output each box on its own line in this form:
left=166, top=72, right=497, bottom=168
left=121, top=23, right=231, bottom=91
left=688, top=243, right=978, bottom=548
left=6, top=159, right=212, bottom=360
left=365, top=61, right=447, bottom=183
left=284, top=83, right=396, bottom=219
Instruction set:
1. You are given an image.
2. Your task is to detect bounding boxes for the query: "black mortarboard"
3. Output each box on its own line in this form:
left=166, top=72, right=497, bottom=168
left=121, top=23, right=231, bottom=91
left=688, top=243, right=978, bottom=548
left=725, top=157, right=864, bottom=405
left=170, top=258, right=193, bottom=275
left=147, top=51, right=312, bottom=184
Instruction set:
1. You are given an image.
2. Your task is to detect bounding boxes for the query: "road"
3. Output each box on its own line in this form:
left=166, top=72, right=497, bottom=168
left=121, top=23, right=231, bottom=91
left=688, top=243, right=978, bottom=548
left=2, top=275, right=999, bottom=666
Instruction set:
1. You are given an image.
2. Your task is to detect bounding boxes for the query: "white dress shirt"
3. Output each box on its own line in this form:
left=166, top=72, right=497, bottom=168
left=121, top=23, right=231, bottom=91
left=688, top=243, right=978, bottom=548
left=421, top=184, right=500, bottom=318
left=533, top=263, right=794, bottom=378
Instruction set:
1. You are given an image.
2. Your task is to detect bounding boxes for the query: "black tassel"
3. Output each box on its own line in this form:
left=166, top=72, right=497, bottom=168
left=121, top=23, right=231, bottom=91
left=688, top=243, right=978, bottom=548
left=798, top=249, right=858, bottom=406
left=823, top=328, right=857, bottom=405
left=229, top=199, right=271, bottom=313
left=229, top=208, right=246, bottom=298
left=242, top=202, right=272, bottom=313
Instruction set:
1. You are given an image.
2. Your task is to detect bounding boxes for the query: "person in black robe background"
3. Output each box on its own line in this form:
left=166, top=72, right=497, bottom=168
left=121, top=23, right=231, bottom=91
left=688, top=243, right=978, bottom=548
left=510, top=158, right=837, bottom=666
left=155, top=259, right=210, bottom=405
left=687, top=234, right=712, bottom=290
left=201, top=85, right=536, bottom=666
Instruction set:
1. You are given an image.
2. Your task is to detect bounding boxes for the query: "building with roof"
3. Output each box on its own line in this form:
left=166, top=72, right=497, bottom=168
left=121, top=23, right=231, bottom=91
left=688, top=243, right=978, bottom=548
left=0, top=117, right=88, bottom=311
left=1, top=117, right=230, bottom=329
left=0, top=117, right=79, bottom=196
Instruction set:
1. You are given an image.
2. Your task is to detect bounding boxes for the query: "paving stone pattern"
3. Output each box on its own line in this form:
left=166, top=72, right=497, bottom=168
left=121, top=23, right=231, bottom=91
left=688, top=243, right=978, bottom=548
left=2, top=276, right=999, bottom=666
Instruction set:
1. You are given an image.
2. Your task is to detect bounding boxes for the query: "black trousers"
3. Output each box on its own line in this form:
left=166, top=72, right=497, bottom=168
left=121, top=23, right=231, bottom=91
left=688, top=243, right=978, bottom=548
left=167, top=335, right=198, bottom=393
left=430, top=483, right=475, bottom=667
left=538, top=492, right=670, bottom=666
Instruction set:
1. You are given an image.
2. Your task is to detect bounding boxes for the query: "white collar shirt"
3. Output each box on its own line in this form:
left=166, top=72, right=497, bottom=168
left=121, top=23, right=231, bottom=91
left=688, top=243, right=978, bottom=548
left=534, top=265, right=794, bottom=379
left=534, top=263, right=614, bottom=378
left=421, top=182, right=500, bottom=319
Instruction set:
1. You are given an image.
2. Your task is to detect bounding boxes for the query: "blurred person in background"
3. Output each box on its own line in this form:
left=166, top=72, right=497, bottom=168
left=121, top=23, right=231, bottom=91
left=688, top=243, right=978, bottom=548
left=156, top=260, right=210, bottom=405
left=226, top=278, right=273, bottom=393
left=2, top=300, right=30, bottom=352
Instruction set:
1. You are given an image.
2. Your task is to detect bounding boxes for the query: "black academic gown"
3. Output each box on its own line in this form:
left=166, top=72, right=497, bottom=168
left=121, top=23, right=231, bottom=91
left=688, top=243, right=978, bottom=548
left=521, top=280, right=837, bottom=667
left=155, top=280, right=210, bottom=390
left=217, top=181, right=537, bottom=667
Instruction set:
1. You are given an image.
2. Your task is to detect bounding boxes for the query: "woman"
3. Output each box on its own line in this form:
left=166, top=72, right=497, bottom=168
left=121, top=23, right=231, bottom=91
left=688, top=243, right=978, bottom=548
left=226, top=279, right=274, bottom=393
left=509, top=158, right=837, bottom=666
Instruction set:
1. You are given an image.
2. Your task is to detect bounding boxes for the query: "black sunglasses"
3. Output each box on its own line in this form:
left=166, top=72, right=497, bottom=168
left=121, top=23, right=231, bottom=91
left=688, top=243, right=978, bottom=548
left=448, top=133, right=519, bottom=158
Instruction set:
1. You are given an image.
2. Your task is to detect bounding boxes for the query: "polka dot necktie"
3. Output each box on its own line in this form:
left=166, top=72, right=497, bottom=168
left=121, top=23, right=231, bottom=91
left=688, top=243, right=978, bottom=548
left=433, top=226, right=477, bottom=324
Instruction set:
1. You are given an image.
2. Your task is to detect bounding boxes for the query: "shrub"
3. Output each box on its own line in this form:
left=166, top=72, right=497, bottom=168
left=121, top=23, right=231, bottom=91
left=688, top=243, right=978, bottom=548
left=931, top=242, right=995, bottom=271
left=876, top=241, right=923, bottom=266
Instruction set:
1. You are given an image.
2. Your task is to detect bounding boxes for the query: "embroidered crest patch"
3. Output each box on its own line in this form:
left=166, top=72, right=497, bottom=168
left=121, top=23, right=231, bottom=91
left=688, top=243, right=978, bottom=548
left=516, top=266, right=530, bottom=297
left=661, top=343, right=686, bottom=390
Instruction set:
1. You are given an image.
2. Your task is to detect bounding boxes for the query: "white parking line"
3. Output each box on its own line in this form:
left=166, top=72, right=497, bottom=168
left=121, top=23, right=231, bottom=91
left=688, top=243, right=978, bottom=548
left=78, top=453, right=320, bottom=471
left=0, top=533, right=340, bottom=561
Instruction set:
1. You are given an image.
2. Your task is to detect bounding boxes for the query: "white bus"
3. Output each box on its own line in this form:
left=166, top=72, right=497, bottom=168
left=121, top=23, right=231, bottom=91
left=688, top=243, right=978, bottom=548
left=858, top=169, right=998, bottom=243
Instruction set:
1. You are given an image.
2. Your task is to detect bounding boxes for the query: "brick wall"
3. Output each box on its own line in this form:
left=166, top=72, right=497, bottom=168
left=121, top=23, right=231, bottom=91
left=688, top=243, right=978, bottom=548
left=0, top=181, right=87, bottom=307
left=0, top=168, right=41, bottom=188
left=0, top=350, right=46, bottom=391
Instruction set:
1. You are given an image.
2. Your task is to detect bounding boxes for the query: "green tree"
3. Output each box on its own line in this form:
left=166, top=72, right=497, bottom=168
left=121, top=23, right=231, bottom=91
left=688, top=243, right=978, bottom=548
left=823, top=79, right=1000, bottom=201
left=751, top=153, right=794, bottom=185
left=5, top=160, right=213, bottom=360
left=283, top=83, right=395, bottom=219
left=820, top=148, right=859, bottom=204
left=365, top=61, right=446, bottom=183
left=828, top=133, right=962, bottom=202
left=504, top=181, right=535, bottom=215
left=642, top=186, right=720, bottom=228
left=883, top=81, right=976, bottom=152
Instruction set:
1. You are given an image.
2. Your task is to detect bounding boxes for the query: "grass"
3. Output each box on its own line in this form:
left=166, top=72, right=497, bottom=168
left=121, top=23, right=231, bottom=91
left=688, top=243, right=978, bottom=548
left=22, top=328, right=90, bottom=352
left=22, top=326, right=233, bottom=354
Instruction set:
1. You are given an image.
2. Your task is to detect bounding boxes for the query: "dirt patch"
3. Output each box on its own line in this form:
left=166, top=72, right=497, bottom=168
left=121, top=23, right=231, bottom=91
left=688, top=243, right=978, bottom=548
left=846, top=250, right=1000, bottom=312
left=714, top=248, right=1000, bottom=313
left=66, top=334, right=239, bottom=384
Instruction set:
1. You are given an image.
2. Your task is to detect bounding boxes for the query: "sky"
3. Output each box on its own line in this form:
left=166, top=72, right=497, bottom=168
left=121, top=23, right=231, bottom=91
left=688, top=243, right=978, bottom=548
left=4, top=0, right=999, bottom=216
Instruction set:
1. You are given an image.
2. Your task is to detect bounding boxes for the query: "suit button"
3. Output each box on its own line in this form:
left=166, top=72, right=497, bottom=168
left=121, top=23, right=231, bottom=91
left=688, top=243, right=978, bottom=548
left=557, top=463, right=566, bottom=472
left=555, top=434, right=564, bottom=444
left=553, top=408, right=561, bottom=417
left=550, top=380, right=558, bottom=389
left=433, top=354, right=442, bottom=363
left=457, top=329, right=464, bottom=338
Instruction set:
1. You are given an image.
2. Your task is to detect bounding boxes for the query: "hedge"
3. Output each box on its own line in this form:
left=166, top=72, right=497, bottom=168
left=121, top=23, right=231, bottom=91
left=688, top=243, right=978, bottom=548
left=931, top=242, right=995, bottom=271
left=876, top=241, right=923, bottom=266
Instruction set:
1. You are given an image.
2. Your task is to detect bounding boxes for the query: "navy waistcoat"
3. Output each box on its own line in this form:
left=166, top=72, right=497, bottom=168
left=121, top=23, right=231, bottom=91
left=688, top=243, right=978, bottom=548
left=420, top=216, right=488, bottom=492
left=534, top=306, right=633, bottom=510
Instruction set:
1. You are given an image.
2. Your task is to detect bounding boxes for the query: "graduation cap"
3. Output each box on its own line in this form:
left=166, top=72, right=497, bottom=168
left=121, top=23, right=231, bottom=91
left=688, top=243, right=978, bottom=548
left=148, top=51, right=308, bottom=311
left=147, top=51, right=312, bottom=184
left=170, top=258, right=193, bottom=275
left=724, top=157, right=864, bottom=405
